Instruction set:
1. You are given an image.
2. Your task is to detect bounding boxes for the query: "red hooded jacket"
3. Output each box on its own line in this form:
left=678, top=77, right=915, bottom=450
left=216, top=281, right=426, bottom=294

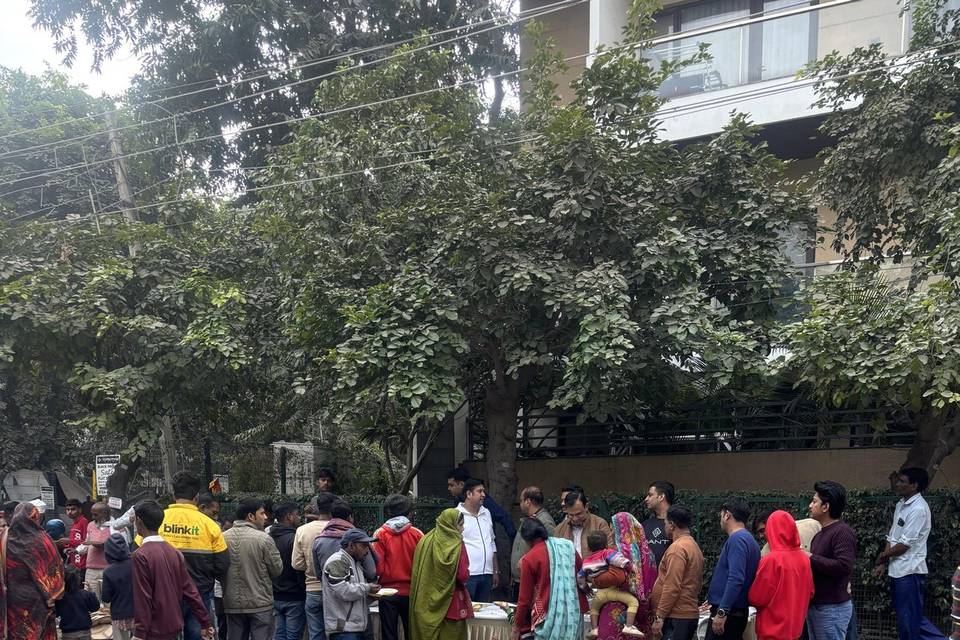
left=748, top=511, right=815, bottom=640
left=372, top=517, right=424, bottom=596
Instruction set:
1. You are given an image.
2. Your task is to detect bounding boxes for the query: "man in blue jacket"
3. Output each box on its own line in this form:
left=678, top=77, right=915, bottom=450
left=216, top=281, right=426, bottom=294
left=447, top=468, right=516, bottom=540
left=704, top=496, right=761, bottom=640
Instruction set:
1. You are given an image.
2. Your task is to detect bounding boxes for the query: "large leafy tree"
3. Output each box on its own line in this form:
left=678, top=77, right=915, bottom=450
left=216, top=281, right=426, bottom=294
left=24, top=0, right=517, bottom=180
left=1, top=209, right=400, bottom=493
left=0, top=69, right=115, bottom=223
left=780, top=0, right=960, bottom=479
left=256, top=5, right=812, bottom=502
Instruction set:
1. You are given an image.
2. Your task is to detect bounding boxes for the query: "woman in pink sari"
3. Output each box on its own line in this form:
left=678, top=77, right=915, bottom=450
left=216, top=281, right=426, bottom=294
left=596, top=512, right=658, bottom=640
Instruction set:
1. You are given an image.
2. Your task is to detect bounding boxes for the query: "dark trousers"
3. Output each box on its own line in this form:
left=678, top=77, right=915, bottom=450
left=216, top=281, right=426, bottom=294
left=704, top=606, right=749, bottom=640
left=511, top=582, right=521, bottom=604
left=466, top=575, right=493, bottom=603
left=891, top=575, right=945, bottom=640
left=227, top=611, right=276, bottom=640
left=846, top=606, right=859, bottom=640
left=183, top=591, right=216, bottom=640
left=662, top=618, right=699, bottom=640
left=215, top=597, right=228, bottom=640
left=377, top=595, right=410, bottom=640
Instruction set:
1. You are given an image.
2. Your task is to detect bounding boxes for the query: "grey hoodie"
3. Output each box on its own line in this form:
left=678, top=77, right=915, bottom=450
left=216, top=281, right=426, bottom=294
left=321, top=549, right=370, bottom=634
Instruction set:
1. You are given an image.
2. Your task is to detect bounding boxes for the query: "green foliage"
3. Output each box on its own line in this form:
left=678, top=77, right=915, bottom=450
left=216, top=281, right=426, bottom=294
left=252, top=17, right=813, bottom=504
left=806, top=0, right=960, bottom=270
left=784, top=0, right=960, bottom=473
left=781, top=273, right=960, bottom=413
left=0, top=202, right=296, bottom=480
left=0, top=68, right=114, bottom=222
left=27, top=0, right=517, bottom=176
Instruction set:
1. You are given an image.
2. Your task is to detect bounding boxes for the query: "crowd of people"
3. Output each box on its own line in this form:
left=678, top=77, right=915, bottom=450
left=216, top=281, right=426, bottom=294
left=0, top=466, right=957, bottom=640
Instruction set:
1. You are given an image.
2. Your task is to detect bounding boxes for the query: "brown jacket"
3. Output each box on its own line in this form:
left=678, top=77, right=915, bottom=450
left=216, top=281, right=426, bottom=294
left=553, top=513, right=613, bottom=559
left=651, top=533, right=704, bottom=620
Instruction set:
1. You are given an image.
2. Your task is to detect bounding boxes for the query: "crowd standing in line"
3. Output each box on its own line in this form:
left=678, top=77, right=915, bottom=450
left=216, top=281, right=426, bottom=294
left=0, top=466, right=957, bottom=640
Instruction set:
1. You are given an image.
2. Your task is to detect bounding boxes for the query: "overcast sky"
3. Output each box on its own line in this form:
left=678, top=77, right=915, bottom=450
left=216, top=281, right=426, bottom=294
left=0, top=0, right=139, bottom=96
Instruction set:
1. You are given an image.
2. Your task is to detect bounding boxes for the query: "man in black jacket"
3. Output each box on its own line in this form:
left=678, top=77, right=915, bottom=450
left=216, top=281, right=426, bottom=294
left=271, top=502, right=307, bottom=640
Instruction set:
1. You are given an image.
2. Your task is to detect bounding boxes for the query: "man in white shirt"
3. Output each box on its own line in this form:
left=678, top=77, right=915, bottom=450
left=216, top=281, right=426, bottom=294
left=456, top=478, right=498, bottom=602
left=873, top=467, right=944, bottom=640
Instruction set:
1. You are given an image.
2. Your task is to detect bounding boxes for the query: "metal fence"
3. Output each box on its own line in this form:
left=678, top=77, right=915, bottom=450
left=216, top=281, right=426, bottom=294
left=470, top=401, right=917, bottom=460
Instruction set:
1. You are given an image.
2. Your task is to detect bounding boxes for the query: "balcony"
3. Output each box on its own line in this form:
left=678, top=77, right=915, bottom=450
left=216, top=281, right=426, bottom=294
left=588, top=0, right=913, bottom=141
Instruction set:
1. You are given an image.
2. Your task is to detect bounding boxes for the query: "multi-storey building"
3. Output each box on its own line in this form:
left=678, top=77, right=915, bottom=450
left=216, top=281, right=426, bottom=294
left=522, top=0, right=958, bottom=270
left=418, top=1, right=960, bottom=500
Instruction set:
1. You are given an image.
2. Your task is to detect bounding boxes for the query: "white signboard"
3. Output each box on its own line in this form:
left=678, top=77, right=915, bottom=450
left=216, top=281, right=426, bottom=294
left=95, top=455, right=121, bottom=497
left=107, top=496, right=123, bottom=510
left=40, top=485, right=55, bottom=510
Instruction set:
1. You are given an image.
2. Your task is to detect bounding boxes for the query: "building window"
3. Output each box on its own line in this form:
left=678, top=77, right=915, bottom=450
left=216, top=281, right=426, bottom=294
left=649, top=0, right=816, bottom=98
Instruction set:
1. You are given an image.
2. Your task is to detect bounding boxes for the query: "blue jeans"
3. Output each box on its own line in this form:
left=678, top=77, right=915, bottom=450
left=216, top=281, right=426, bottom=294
left=274, top=601, right=306, bottom=640
left=329, top=634, right=364, bottom=640
left=845, top=606, right=858, bottom=640
left=806, top=600, right=853, bottom=640
left=891, top=575, right=945, bottom=640
left=305, top=592, right=326, bottom=640
left=183, top=591, right=216, bottom=640
left=465, top=574, right=493, bottom=603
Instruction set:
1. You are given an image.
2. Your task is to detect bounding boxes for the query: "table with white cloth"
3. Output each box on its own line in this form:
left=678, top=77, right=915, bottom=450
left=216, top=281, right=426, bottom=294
left=370, top=603, right=591, bottom=640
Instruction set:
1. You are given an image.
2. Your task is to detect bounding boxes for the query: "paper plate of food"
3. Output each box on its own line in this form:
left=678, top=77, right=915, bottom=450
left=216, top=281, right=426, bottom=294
left=373, top=588, right=399, bottom=597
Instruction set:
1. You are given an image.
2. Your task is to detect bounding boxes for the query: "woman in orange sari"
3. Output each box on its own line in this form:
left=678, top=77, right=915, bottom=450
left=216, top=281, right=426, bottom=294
left=1, top=502, right=65, bottom=640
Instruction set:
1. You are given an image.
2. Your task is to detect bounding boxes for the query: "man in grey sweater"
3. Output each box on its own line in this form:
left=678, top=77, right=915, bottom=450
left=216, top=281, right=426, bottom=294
left=510, top=486, right=555, bottom=602
left=223, top=498, right=283, bottom=640
left=322, top=529, right=381, bottom=640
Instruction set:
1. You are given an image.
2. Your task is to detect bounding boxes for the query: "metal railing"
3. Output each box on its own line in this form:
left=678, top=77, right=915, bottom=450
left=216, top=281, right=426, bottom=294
left=474, top=402, right=917, bottom=460
left=642, top=0, right=904, bottom=100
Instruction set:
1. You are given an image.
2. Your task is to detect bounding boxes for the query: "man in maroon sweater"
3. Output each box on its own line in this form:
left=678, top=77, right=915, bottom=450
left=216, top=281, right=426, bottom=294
left=131, top=500, right=215, bottom=640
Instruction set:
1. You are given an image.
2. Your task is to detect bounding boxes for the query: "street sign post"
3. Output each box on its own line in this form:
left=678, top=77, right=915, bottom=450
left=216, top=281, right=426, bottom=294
left=95, top=455, right=121, bottom=498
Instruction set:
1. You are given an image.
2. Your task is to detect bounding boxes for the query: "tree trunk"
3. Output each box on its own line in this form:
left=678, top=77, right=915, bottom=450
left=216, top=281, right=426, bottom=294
left=483, top=375, right=521, bottom=513
left=902, top=407, right=960, bottom=484
left=105, top=454, right=142, bottom=502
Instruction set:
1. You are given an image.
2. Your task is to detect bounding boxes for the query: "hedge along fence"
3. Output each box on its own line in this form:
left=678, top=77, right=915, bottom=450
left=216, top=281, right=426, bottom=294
left=214, top=489, right=959, bottom=635
left=582, top=490, right=958, bottom=636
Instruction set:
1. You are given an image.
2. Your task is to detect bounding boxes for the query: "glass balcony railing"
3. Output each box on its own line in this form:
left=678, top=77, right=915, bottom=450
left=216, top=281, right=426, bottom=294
left=642, top=0, right=910, bottom=100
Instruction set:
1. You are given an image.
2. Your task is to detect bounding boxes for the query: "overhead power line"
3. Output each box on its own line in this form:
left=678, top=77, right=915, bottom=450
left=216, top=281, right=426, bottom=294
left=2, top=30, right=957, bottom=194
left=0, top=0, right=857, bottom=164
left=0, top=0, right=586, bottom=156
left=5, top=40, right=958, bottom=224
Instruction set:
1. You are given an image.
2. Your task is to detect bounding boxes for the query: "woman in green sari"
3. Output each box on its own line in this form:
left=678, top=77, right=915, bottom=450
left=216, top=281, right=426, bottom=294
left=409, top=508, right=474, bottom=640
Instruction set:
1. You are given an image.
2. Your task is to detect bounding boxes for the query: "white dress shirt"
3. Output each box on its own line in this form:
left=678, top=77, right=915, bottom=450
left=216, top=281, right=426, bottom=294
left=886, top=493, right=931, bottom=578
left=457, top=503, right=497, bottom=576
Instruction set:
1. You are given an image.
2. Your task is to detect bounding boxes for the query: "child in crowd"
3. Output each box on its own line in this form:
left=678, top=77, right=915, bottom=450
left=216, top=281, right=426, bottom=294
left=580, top=531, right=644, bottom=638
left=101, top=533, right=135, bottom=640
left=56, top=566, right=101, bottom=640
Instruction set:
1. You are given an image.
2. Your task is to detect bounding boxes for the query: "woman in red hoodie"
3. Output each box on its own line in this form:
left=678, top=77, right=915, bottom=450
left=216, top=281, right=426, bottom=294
left=748, top=510, right=814, bottom=640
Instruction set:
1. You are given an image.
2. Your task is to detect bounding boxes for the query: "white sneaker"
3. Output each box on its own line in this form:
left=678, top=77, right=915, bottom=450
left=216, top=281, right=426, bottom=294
left=621, top=625, right=645, bottom=637
left=586, top=629, right=599, bottom=639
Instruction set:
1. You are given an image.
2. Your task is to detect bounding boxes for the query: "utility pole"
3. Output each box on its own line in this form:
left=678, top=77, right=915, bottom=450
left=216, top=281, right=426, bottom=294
left=105, top=111, right=141, bottom=257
